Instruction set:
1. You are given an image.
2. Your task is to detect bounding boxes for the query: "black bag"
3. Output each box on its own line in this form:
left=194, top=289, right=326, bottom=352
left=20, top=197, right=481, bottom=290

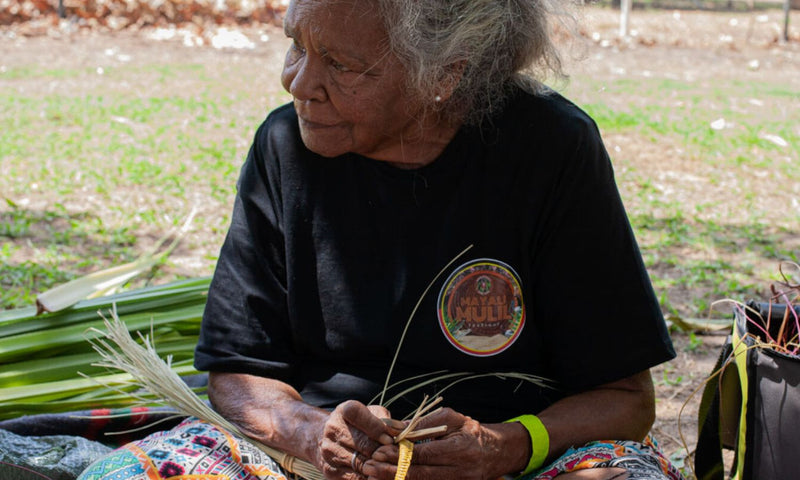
left=695, top=301, right=800, bottom=480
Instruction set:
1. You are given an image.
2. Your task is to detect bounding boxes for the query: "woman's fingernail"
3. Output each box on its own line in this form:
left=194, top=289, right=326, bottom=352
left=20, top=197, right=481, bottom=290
left=378, top=433, right=393, bottom=445
left=372, top=451, right=388, bottom=462
left=381, top=418, right=405, bottom=429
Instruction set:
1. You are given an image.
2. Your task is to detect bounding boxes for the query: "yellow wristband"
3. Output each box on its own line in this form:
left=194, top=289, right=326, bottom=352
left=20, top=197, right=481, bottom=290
left=504, top=414, right=549, bottom=476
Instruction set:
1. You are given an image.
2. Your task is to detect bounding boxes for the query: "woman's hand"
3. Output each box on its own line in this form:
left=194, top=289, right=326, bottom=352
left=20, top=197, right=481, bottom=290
left=209, top=373, right=404, bottom=480
left=316, top=401, right=401, bottom=480
left=359, top=370, right=656, bottom=480
left=361, top=408, right=529, bottom=480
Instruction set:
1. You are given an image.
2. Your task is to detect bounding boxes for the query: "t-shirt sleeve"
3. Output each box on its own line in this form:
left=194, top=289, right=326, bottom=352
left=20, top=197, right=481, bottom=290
left=529, top=108, right=674, bottom=390
left=194, top=119, right=296, bottom=381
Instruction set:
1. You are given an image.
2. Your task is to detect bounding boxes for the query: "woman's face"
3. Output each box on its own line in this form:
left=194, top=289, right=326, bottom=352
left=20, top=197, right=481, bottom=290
left=280, top=0, right=426, bottom=161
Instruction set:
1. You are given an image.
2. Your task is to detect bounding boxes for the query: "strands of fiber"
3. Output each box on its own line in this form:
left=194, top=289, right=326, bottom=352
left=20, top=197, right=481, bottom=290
left=86, top=306, right=324, bottom=480
left=393, top=394, right=445, bottom=442
left=744, top=301, right=800, bottom=356
left=379, top=245, right=473, bottom=406
left=372, top=370, right=553, bottom=411
left=712, top=262, right=800, bottom=357
left=769, top=260, right=800, bottom=355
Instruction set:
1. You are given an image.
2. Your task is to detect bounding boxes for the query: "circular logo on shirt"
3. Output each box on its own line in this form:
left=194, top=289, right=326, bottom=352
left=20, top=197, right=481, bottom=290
left=437, top=258, right=525, bottom=356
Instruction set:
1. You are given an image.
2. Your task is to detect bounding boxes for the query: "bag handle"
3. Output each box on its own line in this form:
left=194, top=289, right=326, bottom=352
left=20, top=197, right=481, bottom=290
left=694, top=301, right=790, bottom=480
left=694, top=338, right=734, bottom=480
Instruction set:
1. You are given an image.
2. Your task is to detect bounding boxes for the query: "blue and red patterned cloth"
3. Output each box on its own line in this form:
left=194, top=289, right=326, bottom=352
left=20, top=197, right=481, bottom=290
left=530, top=436, right=685, bottom=480
left=78, top=418, right=287, bottom=480
left=72, top=416, right=685, bottom=480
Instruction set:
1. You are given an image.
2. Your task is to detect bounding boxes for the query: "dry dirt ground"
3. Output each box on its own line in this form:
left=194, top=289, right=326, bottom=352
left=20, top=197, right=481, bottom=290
left=2, top=5, right=799, bottom=477
left=558, top=10, right=799, bottom=472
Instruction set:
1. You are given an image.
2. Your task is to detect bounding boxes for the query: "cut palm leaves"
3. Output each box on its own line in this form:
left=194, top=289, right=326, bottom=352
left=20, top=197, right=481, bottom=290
left=87, top=307, right=324, bottom=480
left=35, top=208, right=196, bottom=314
left=0, top=362, right=195, bottom=404
left=0, top=279, right=209, bottom=337
left=0, top=303, right=204, bottom=363
left=0, top=278, right=209, bottom=419
left=0, top=336, right=197, bottom=387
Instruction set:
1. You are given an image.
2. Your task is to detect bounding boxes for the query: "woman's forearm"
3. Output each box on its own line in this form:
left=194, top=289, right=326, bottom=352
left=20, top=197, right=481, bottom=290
left=452, top=369, right=654, bottom=479
left=208, top=371, right=330, bottom=466
left=443, top=369, right=654, bottom=480
left=537, top=369, right=656, bottom=463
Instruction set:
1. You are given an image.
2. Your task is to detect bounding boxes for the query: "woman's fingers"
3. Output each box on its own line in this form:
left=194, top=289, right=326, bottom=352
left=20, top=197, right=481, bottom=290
left=362, top=411, right=491, bottom=480
left=363, top=457, right=461, bottom=480
left=367, top=405, right=406, bottom=433
left=318, top=400, right=402, bottom=480
left=351, top=450, right=370, bottom=474
left=370, top=438, right=463, bottom=466
left=366, top=404, right=392, bottom=421
left=321, top=402, right=485, bottom=480
left=409, top=407, right=464, bottom=431
left=338, top=401, right=395, bottom=447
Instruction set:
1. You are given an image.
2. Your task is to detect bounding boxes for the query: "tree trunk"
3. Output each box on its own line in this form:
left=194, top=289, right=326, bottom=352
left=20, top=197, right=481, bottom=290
left=620, top=0, right=631, bottom=37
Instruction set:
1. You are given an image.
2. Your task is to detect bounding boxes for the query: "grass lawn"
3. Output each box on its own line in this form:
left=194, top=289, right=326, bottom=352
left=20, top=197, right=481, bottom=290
left=3, top=9, right=798, bottom=316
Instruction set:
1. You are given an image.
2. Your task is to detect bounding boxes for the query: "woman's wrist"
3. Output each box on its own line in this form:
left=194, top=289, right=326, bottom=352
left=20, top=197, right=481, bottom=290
left=209, top=372, right=329, bottom=465
left=503, top=415, right=550, bottom=476
left=482, top=420, right=534, bottom=477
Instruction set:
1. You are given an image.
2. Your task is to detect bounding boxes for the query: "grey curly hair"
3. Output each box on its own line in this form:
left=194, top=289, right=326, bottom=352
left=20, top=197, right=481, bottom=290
left=376, top=0, right=572, bottom=125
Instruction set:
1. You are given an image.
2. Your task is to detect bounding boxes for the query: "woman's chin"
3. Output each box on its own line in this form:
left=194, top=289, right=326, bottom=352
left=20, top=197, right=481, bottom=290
left=299, top=127, right=351, bottom=159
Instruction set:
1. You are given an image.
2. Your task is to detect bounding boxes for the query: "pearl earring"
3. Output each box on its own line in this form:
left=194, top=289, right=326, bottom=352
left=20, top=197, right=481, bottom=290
left=434, top=95, right=442, bottom=102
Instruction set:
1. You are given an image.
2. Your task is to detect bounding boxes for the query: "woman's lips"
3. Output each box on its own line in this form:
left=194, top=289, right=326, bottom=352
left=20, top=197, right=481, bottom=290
left=298, top=116, right=339, bottom=129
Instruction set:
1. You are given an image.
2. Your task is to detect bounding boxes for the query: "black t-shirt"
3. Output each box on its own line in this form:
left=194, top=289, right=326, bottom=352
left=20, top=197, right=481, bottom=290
left=195, top=87, right=675, bottom=423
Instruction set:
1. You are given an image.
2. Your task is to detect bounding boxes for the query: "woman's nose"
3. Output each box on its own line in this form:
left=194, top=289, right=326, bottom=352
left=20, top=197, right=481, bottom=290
left=282, top=54, right=327, bottom=103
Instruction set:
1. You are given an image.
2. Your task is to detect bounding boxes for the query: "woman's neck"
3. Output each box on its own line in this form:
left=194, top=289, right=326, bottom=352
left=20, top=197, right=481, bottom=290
left=381, top=120, right=462, bottom=170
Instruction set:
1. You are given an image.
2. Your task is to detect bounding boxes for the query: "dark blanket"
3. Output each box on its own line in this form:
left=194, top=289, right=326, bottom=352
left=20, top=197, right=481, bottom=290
left=0, top=407, right=191, bottom=479
left=0, top=406, right=188, bottom=448
left=0, top=375, right=209, bottom=478
left=0, top=373, right=209, bottom=446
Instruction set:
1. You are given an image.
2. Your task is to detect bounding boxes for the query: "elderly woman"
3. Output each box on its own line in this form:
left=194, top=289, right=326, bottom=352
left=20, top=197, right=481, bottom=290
left=79, top=0, right=683, bottom=479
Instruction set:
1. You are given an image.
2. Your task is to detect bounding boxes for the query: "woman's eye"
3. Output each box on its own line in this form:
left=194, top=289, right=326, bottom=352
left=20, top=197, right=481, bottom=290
left=330, top=60, right=351, bottom=73
left=291, top=39, right=306, bottom=54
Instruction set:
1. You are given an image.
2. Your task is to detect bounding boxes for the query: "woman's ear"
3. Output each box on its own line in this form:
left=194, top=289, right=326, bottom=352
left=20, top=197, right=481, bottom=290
left=434, top=60, right=467, bottom=103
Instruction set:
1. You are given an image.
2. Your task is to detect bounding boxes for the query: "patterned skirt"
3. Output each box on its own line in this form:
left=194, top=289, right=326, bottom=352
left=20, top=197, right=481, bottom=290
left=78, top=418, right=685, bottom=480
left=77, top=418, right=287, bottom=480
left=529, top=436, right=686, bottom=480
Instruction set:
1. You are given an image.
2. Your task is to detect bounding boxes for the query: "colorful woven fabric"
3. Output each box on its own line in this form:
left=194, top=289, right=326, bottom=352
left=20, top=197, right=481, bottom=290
left=78, top=418, right=684, bottom=480
left=77, top=418, right=288, bottom=480
left=529, top=436, right=685, bottom=480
